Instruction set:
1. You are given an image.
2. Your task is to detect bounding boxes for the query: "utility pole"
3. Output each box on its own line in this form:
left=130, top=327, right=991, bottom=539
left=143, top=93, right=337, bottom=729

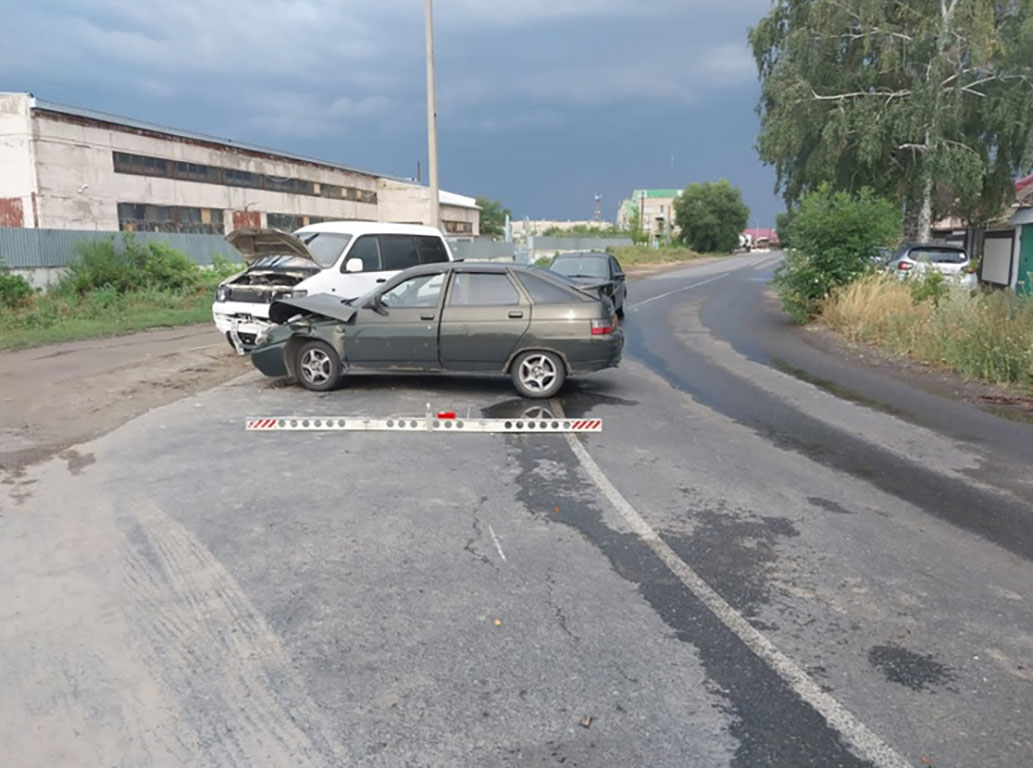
left=425, top=0, right=440, bottom=231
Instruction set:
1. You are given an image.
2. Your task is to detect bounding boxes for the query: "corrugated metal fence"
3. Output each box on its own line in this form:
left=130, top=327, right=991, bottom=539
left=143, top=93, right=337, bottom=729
left=449, top=239, right=518, bottom=262
left=0, top=228, right=238, bottom=269
left=529, top=236, right=633, bottom=252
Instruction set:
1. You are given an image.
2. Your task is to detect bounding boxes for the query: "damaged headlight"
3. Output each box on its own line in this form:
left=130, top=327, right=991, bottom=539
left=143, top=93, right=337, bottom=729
left=216, top=286, right=230, bottom=302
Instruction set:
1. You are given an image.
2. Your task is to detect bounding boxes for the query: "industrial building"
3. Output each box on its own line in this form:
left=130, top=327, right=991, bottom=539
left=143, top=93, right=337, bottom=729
left=616, top=189, right=681, bottom=242
left=0, top=93, right=479, bottom=237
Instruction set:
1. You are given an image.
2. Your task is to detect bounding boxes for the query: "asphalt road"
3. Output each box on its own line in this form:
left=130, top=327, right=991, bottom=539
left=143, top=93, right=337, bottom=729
left=2, top=252, right=1031, bottom=767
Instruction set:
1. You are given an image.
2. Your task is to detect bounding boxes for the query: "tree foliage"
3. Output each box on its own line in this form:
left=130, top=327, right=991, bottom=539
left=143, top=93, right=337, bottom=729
left=673, top=180, right=750, bottom=253
left=750, top=0, right=1033, bottom=239
left=475, top=197, right=512, bottom=238
left=773, top=185, right=902, bottom=322
left=775, top=209, right=797, bottom=250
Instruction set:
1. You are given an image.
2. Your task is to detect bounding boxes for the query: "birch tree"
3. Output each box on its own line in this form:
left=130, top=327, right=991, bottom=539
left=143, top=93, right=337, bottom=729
left=750, top=0, right=1033, bottom=241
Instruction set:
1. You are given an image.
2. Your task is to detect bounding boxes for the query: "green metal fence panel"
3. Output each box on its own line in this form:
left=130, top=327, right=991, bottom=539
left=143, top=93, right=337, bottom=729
left=0, top=228, right=238, bottom=269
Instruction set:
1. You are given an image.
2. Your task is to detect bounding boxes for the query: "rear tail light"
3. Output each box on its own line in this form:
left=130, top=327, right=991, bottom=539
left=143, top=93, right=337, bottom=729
left=591, top=316, right=617, bottom=335
left=897, top=261, right=914, bottom=271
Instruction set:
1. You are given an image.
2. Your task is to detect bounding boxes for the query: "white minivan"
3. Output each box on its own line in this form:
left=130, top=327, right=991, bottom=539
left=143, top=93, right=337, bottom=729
left=213, top=221, right=454, bottom=350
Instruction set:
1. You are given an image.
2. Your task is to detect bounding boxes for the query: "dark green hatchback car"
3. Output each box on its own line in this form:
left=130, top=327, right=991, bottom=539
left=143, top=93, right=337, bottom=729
left=250, top=262, right=624, bottom=398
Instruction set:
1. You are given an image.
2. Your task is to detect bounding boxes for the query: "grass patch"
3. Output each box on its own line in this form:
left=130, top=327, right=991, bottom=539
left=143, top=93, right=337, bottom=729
left=823, top=275, right=1033, bottom=388
left=0, top=284, right=219, bottom=349
left=609, top=244, right=715, bottom=268
left=0, top=235, right=243, bottom=349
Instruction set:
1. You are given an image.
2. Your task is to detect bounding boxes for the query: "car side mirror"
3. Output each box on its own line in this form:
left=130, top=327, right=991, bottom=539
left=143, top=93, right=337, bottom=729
left=362, top=295, right=387, bottom=314
left=614, top=272, right=626, bottom=280
left=345, top=259, right=364, bottom=273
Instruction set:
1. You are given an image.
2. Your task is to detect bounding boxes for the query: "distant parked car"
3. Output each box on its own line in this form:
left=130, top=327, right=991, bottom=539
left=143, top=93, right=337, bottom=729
left=886, top=242, right=978, bottom=287
left=547, top=252, right=627, bottom=317
left=250, top=261, right=623, bottom=398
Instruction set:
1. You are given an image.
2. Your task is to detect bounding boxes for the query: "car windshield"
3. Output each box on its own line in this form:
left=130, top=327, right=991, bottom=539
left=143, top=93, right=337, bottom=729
left=551, top=256, right=609, bottom=279
left=299, top=232, right=353, bottom=267
left=905, top=246, right=966, bottom=264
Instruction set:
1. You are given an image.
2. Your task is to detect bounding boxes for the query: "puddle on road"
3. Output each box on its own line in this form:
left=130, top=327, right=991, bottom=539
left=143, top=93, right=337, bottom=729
left=806, top=496, right=854, bottom=515
left=867, top=644, right=955, bottom=692
left=481, top=399, right=557, bottom=420
left=59, top=449, right=96, bottom=476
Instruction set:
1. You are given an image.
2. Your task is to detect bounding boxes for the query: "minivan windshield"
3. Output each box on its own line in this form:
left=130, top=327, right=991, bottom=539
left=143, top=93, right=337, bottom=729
left=300, top=232, right=353, bottom=267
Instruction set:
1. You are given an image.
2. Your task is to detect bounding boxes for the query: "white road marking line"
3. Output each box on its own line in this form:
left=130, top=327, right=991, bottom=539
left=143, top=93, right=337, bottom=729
left=628, top=274, right=727, bottom=312
left=488, top=524, right=507, bottom=562
left=549, top=401, right=912, bottom=768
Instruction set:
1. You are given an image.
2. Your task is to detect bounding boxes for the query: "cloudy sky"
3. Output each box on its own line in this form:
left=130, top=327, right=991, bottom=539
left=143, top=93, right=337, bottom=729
left=1, top=0, right=781, bottom=225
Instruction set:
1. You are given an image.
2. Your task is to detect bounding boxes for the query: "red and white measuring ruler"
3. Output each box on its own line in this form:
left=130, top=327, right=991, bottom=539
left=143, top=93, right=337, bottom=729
left=246, top=412, right=602, bottom=434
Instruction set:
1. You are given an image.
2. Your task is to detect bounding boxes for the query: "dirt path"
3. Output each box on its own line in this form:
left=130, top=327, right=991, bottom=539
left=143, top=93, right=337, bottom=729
left=0, top=325, right=250, bottom=472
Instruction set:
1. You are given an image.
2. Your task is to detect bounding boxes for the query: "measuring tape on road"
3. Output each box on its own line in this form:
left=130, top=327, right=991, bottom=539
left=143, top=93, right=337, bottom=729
left=245, top=414, right=602, bottom=434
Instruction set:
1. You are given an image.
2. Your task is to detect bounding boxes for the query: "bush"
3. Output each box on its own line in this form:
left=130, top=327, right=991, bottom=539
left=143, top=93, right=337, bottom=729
left=62, top=238, right=136, bottom=294
left=775, top=209, right=796, bottom=250
left=130, top=239, right=199, bottom=292
left=908, top=270, right=949, bottom=307
left=772, top=185, right=901, bottom=323
left=674, top=180, right=750, bottom=253
left=61, top=233, right=201, bottom=295
left=0, top=266, right=34, bottom=308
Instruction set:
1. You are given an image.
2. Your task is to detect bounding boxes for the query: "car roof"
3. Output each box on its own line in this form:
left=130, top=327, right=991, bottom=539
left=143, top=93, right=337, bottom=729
left=294, top=221, right=445, bottom=237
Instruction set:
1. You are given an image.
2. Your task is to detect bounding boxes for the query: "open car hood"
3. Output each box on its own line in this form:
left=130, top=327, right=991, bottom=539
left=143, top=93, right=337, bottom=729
left=269, top=294, right=357, bottom=324
left=225, top=228, right=318, bottom=266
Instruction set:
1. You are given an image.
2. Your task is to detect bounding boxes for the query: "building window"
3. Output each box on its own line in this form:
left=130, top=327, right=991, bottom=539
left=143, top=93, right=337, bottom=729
left=225, top=168, right=259, bottom=187
left=117, top=202, right=224, bottom=234
left=111, top=151, right=378, bottom=205
left=267, top=213, right=335, bottom=231
left=443, top=220, right=473, bottom=234
left=113, top=152, right=170, bottom=177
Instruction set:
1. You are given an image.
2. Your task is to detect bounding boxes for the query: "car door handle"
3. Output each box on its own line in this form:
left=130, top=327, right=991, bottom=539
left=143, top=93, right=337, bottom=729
left=420, top=313, right=436, bottom=321
left=376, top=278, right=387, bottom=283
left=508, top=310, right=524, bottom=319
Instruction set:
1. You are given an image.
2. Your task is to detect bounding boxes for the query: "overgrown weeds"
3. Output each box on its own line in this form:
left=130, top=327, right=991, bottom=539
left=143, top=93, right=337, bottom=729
left=823, top=274, right=1033, bottom=387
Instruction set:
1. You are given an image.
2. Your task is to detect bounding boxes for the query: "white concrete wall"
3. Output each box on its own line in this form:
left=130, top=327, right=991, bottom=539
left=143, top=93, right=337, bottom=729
left=0, top=94, right=38, bottom=227
left=376, top=178, right=479, bottom=235
left=30, top=111, right=380, bottom=231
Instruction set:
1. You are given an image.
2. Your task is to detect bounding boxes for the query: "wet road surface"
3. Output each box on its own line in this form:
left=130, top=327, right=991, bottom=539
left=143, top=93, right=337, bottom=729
left=2, top=252, right=1031, bottom=767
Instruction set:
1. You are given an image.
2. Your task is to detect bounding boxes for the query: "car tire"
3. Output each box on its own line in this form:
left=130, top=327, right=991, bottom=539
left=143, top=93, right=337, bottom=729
left=511, top=350, right=566, bottom=399
left=295, top=339, right=342, bottom=392
left=616, top=301, right=625, bottom=319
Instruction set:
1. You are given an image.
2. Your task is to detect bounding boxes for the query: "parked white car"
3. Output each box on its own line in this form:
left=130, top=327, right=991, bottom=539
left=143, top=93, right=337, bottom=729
left=213, top=221, right=454, bottom=351
left=885, top=242, right=979, bottom=288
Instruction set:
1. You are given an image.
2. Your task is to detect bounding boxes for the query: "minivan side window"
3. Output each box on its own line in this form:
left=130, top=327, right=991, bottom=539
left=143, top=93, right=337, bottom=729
left=416, top=236, right=449, bottom=264
left=342, top=235, right=381, bottom=272
left=379, top=235, right=420, bottom=271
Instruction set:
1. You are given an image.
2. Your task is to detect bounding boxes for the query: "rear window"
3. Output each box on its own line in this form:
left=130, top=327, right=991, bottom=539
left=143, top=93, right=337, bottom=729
left=906, top=247, right=966, bottom=264
left=299, top=233, right=352, bottom=267
left=550, top=255, right=610, bottom=279
left=416, top=236, right=449, bottom=264
left=517, top=272, right=592, bottom=304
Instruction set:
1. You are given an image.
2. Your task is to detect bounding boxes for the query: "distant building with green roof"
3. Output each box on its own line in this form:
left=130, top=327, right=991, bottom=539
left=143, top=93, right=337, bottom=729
left=616, top=188, right=683, bottom=241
